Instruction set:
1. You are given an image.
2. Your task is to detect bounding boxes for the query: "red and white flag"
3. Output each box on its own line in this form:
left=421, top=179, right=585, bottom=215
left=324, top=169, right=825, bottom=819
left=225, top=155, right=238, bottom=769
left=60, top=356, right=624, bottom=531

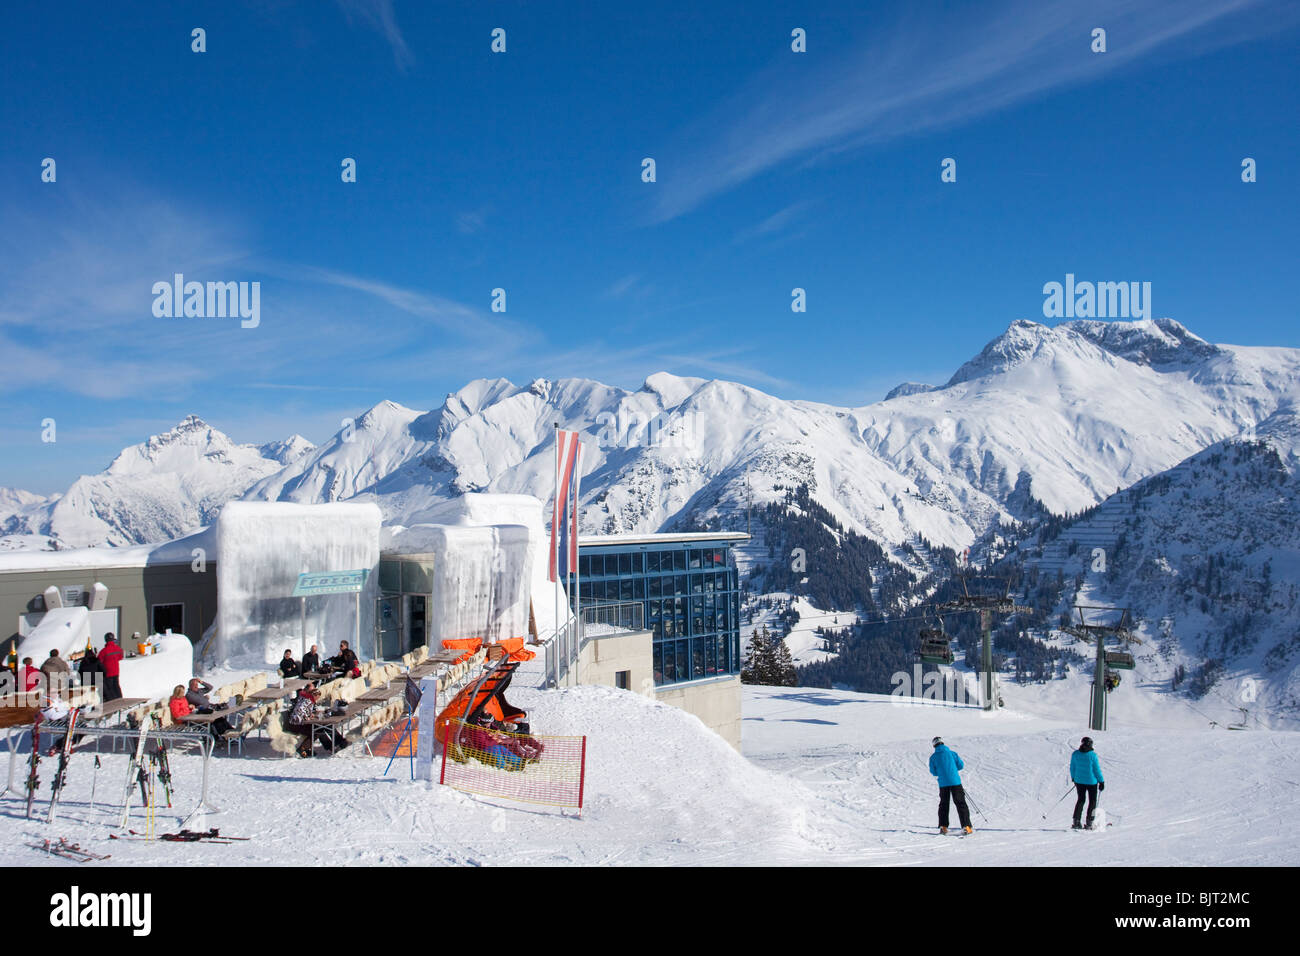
left=549, top=429, right=583, bottom=582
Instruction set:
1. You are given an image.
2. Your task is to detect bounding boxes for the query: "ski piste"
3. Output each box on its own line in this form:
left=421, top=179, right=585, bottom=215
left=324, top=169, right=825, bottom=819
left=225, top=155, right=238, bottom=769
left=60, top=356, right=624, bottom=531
left=45, top=708, right=81, bottom=824
left=24, top=712, right=43, bottom=820
left=119, top=715, right=151, bottom=829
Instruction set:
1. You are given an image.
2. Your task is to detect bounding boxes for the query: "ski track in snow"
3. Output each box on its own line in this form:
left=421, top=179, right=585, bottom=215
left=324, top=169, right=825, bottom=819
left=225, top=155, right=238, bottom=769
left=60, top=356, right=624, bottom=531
left=2, top=684, right=1297, bottom=867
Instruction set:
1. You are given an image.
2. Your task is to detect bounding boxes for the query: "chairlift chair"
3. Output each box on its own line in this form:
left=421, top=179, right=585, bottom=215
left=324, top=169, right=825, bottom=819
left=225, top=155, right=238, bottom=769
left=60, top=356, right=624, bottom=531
left=918, top=628, right=955, bottom=666
left=1104, top=650, right=1135, bottom=670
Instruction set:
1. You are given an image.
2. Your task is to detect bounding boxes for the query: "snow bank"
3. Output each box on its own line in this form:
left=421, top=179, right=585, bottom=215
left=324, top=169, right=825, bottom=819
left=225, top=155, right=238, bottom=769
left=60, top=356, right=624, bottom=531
left=118, top=634, right=194, bottom=701
left=16, top=606, right=90, bottom=662
left=216, top=502, right=381, bottom=668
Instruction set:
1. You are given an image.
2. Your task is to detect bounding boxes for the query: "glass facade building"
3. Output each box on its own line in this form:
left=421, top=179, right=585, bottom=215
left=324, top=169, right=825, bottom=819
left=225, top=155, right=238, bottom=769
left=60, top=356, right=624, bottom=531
left=576, top=534, right=746, bottom=686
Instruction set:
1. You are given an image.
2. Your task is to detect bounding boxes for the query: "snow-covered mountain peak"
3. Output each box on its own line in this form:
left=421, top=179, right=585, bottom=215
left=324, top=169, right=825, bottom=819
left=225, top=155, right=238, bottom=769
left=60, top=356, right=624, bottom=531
left=1064, top=317, right=1220, bottom=368
left=641, top=371, right=708, bottom=409
left=258, top=434, right=316, bottom=465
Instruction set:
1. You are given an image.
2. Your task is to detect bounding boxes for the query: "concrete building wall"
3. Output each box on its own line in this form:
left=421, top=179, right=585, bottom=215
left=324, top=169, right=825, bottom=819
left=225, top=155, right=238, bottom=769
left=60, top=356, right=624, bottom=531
left=0, top=563, right=217, bottom=659
left=577, top=629, right=742, bottom=750
left=578, top=628, right=653, bottom=694
left=656, top=676, right=743, bottom=751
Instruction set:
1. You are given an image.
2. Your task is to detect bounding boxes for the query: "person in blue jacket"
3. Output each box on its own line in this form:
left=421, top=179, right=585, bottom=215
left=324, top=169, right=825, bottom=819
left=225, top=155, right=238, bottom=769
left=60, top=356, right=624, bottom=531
left=928, top=736, right=972, bottom=834
left=1070, top=736, right=1105, bottom=829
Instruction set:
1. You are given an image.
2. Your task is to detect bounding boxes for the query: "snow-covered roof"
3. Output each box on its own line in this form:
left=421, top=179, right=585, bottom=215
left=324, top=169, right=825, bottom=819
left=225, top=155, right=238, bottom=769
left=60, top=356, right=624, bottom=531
left=0, top=527, right=215, bottom=573
left=578, top=532, right=750, bottom=547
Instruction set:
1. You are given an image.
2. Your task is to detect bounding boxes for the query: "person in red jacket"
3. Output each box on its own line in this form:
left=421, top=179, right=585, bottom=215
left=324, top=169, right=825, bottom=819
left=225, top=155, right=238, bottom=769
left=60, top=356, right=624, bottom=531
left=169, top=685, right=193, bottom=722
left=22, top=657, right=42, bottom=692
left=97, top=633, right=125, bottom=702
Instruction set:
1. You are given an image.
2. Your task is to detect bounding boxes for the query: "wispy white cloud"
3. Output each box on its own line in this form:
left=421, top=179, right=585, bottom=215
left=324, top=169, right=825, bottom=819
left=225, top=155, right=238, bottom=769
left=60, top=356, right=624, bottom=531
left=652, top=0, right=1300, bottom=222
left=732, top=199, right=818, bottom=245
left=604, top=274, right=643, bottom=299
left=334, top=0, right=413, bottom=70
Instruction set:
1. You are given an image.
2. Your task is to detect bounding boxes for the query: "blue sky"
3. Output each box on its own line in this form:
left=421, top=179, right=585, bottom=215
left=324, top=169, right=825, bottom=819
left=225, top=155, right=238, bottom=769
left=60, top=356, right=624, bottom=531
left=2, top=0, right=1298, bottom=494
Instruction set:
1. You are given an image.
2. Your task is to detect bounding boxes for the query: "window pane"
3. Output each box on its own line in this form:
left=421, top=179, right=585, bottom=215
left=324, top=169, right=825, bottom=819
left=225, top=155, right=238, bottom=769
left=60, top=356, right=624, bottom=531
left=619, top=553, right=632, bottom=575
left=673, top=550, right=686, bottom=571
left=692, top=574, right=703, bottom=594
left=653, top=643, right=664, bottom=683
left=706, top=636, right=718, bottom=676
left=633, top=578, right=645, bottom=600
left=692, top=640, right=704, bottom=681
left=648, top=551, right=661, bottom=573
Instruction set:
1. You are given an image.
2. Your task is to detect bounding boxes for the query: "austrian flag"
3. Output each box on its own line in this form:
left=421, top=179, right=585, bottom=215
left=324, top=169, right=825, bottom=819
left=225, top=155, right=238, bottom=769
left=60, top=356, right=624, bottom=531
left=549, top=429, right=583, bottom=582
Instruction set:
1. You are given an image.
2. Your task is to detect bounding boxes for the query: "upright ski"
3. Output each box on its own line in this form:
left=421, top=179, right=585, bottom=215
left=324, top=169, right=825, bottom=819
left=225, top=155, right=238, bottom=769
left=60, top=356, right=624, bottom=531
left=24, top=713, right=43, bottom=819
left=150, top=713, right=173, bottom=807
left=46, top=708, right=81, bottom=824
left=119, top=714, right=151, bottom=829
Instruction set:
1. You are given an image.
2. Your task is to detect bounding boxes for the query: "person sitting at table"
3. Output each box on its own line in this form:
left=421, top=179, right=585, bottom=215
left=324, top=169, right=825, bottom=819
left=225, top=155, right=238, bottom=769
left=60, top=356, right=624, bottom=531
left=169, top=685, right=193, bottom=723
left=301, top=644, right=321, bottom=675
left=279, top=649, right=301, bottom=679
left=185, top=678, right=233, bottom=738
left=21, top=657, right=42, bottom=692
left=327, top=640, right=360, bottom=680
left=40, top=649, right=71, bottom=692
left=286, top=682, right=346, bottom=756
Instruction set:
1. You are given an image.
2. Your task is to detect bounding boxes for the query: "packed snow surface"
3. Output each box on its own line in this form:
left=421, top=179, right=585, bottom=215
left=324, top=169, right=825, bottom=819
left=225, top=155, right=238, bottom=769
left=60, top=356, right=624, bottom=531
left=3, top=682, right=1295, bottom=866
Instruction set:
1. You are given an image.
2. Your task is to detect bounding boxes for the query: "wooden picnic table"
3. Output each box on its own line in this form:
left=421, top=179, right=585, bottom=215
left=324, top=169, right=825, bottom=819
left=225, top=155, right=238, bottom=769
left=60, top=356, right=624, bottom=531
left=304, top=700, right=371, bottom=755
left=83, top=697, right=148, bottom=723
left=248, top=680, right=307, bottom=701
left=358, top=683, right=405, bottom=703
left=179, top=701, right=259, bottom=726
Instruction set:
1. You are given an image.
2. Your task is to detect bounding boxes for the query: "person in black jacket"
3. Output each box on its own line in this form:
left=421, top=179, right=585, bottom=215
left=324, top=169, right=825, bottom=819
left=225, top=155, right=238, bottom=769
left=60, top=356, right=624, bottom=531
left=327, top=641, right=359, bottom=680
left=279, top=649, right=301, bottom=679
left=77, top=646, right=105, bottom=692
left=301, top=644, right=321, bottom=674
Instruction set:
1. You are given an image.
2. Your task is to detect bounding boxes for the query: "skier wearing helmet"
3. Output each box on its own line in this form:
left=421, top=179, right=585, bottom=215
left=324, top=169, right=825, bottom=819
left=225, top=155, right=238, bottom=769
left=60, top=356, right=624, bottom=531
left=928, top=736, right=973, bottom=834
left=1070, top=736, right=1105, bottom=829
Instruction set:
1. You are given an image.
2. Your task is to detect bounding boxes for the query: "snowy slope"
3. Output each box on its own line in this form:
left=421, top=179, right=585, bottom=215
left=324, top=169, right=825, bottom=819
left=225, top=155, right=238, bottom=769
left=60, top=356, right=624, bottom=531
left=1021, top=406, right=1300, bottom=726
left=2, top=682, right=1294, bottom=867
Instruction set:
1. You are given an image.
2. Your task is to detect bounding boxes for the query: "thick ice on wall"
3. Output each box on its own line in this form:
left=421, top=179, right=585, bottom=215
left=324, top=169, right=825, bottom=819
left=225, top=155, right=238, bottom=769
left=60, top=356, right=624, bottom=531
left=386, top=492, right=570, bottom=642
left=216, top=502, right=381, bottom=668
left=384, top=523, right=531, bottom=645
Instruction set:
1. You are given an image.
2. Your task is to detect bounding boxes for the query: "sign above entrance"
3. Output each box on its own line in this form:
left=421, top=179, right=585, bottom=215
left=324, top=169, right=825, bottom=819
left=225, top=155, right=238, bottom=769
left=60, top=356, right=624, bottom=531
left=292, top=570, right=369, bottom=596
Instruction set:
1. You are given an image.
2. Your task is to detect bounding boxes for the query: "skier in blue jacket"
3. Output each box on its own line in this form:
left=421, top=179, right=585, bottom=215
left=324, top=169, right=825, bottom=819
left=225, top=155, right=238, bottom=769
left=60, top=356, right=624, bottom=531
left=1070, top=736, right=1105, bottom=829
left=928, top=736, right=973, bottom=834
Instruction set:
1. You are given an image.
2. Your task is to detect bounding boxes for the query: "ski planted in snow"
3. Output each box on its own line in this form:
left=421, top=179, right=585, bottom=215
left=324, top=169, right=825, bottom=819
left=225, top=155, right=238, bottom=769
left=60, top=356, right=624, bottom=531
left=119, top=714, right=151, bottom=828
left=25, top=713, right=43, bottom=819
left=150, top=713, right=173, bottom=807
left=45, top=708, right=81, bottom=824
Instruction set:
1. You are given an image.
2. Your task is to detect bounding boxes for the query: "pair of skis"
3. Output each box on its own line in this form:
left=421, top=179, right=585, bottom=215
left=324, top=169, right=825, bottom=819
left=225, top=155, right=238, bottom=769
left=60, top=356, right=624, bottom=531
left=28, top=837, right=111, bottom=863
left=110, top=828, right=248, bottom=844
left=24, top=713, right=43, bottom=819
left=45, top=708, right=82, bottom=824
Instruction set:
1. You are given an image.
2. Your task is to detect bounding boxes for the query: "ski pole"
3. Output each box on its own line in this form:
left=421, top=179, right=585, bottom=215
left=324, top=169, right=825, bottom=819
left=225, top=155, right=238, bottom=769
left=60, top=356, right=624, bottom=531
left=964, top=789, right=989, bottom=824
left=1042, top=785, right=1074, bottom=819
left=90, top=754, right=101, bottom=809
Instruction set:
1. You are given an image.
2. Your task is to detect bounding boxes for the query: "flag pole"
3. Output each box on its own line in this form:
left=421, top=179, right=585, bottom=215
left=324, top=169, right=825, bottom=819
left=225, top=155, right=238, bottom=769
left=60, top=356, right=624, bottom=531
left=571, top=441, right=582, bottom=687
left=552, top=422, right=559, bottom=689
